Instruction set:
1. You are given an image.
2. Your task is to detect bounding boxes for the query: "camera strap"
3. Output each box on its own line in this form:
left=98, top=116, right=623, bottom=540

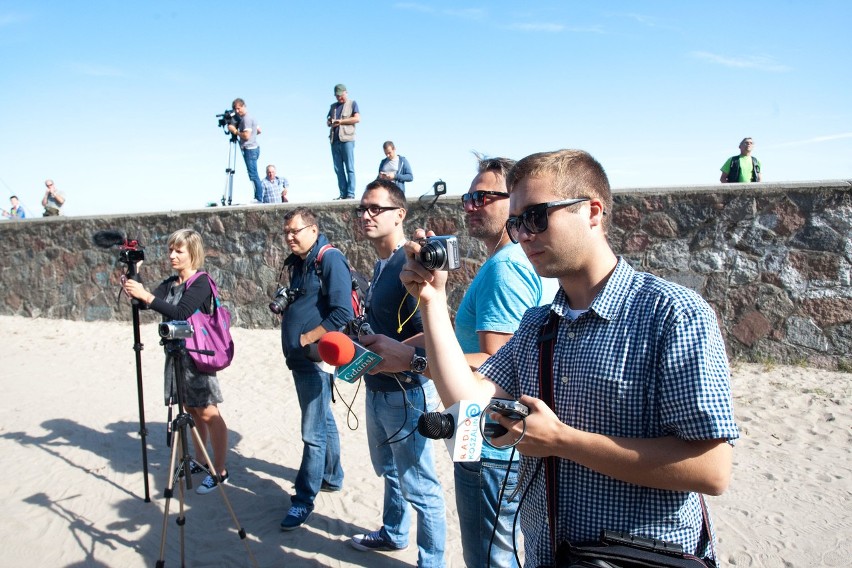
left=537, top=310, right=560, bottom=561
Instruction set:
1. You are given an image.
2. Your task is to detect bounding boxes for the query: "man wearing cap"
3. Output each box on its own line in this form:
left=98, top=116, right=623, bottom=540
left=327, top=84, right=360, bottom=199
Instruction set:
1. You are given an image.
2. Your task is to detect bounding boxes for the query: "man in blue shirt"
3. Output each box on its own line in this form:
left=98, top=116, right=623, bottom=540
left=278, top=207, right=353, bottom=531
left=401, top=149, right=739, bottom=568
left=260, top=164, right=289, bottom=203
left=349, top=179, right=446, bottom=566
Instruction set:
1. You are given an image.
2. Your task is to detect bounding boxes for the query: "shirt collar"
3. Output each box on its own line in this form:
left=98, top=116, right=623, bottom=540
left=550, top=257, right=634, bottom=322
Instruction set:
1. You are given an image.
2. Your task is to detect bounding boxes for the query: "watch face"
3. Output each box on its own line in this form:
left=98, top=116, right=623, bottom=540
left=411, top=354, right=427, bottom=373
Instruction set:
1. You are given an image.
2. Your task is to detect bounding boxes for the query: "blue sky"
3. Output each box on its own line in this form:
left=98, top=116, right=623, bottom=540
left=1, top=1, right=850, bottom=217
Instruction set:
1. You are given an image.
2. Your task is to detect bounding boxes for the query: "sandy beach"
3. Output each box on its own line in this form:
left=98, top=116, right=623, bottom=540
left=1, top=315, right=850, bottom=567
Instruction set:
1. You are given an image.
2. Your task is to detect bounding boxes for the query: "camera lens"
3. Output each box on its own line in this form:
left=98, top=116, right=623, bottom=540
left=269, top=298, right=286, bottom=314
left=419, top=242, right=446, bottom=270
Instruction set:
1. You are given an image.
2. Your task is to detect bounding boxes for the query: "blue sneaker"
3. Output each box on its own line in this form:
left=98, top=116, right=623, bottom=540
left=195, top=471, right=228, bottom=495
left=350, top=529, right=407, bottom=552
left=280, top=505, right=312, bottom=531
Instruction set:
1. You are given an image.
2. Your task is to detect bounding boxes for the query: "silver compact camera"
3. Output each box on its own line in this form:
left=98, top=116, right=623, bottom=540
left=419, top=235, right=460, bottom=271
left=158, top=320, right=194, bottom=340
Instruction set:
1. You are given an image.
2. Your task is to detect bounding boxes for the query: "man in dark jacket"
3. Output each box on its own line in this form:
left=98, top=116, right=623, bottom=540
left=278, top=207, right=354, bottom=530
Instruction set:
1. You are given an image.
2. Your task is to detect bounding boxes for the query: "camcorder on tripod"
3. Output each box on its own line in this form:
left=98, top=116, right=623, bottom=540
left=216, top=109, right=240, bottom=206
left=156, top=321, right=255, bottom=567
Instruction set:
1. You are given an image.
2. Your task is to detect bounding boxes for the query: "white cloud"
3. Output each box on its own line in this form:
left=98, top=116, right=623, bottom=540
left=0, top=12, right=29, bottom=26
left=393, top=3, right=434, bottom=13
left=506, top=22, right=604, bottom=34
left=690, top=51, right=791, bottom=72
left=768, top=133, right=852, bottom=149
left=69, top=62, right=127, bottom=78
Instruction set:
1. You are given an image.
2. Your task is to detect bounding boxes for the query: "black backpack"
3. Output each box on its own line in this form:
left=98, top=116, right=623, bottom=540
left=727, top=155, right=760, bottom=182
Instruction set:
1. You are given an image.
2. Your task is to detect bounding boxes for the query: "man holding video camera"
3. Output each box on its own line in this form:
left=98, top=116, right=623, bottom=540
left=349, top=179, right=446, bottom=566
left=277, top=207, right=354, bottom=531
left=401, top=149, right=738, bottom=568
left=227, top=98, right=263, bottom=202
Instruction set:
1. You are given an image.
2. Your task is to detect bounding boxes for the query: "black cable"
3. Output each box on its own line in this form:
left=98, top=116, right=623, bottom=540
left=486, top=445, right=518, bottom=568
left=378, top=381, right=426, bottom=447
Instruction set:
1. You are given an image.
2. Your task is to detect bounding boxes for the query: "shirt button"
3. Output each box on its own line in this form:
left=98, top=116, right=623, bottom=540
left=561, top=376, right=569, bottom=384
left=567, top=332, right=575, bottom=339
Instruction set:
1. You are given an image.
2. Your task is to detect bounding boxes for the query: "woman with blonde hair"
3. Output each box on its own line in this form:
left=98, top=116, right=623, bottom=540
left=123, top=228, right=230, bottom=494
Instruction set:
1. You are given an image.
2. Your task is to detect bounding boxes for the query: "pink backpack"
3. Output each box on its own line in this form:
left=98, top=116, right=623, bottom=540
left=184, top=271, right=235, bottom=374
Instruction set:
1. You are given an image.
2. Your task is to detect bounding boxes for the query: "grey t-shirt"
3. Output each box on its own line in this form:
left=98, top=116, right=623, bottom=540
left=238, top=113, right=259, bottom=150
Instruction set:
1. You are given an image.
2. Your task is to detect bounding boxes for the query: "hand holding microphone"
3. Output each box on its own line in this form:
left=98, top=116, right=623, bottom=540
left=317, top=331, right=382, bottom=383
left=418, top=398, right=531, bottom=462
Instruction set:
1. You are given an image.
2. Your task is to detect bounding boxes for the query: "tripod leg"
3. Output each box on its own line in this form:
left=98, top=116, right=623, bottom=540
left=157, top=426, right=188, bottom=567
left=188, top=425, right=258, bottom=567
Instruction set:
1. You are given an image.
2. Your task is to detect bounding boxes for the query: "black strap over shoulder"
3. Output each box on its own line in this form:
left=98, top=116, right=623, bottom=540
left=537, top=310, right=560, bottom=561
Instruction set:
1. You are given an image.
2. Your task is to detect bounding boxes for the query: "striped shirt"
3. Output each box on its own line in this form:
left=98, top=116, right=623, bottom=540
left=478, top=258, right=739, bottom=567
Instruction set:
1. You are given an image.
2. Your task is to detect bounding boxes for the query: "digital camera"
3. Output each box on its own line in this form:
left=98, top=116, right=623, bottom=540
left=159, top=320, right=194, bottom=340
left=269, top=286, right=301, bottom=314
left=419, top=235, right=460, bottom=271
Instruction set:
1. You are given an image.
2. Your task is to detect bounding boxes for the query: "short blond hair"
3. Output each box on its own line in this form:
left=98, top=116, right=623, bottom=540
left=168, top=229, right=205, bottom=270
left=507, top=149, right=613, bottom=230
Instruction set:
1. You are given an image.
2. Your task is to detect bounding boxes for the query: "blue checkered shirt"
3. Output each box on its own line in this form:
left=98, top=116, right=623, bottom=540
left=478, top=258, right=739, bottom=568
left=260, top=176, right=288, bottom=203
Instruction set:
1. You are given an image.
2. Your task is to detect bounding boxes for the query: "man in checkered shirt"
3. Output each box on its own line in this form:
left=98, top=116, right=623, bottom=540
left=401, top=149, right=739, bottom=568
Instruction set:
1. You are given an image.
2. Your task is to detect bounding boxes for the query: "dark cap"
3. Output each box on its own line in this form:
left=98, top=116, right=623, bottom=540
left=334, top=84, right=347, bottom=95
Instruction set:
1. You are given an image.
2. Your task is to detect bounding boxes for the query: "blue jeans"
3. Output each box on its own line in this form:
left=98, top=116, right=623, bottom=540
left=331, top=141, right=356, bottom=198
left=455, top=458, right=521, bottom=568
left=291, top=368, right=344, bottom=510
left=366, top=382, right=446, bottom=567
left=242, top=146, right=263, bottom=201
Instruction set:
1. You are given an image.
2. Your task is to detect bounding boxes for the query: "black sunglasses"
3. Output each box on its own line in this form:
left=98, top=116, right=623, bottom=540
left=356, top=205, right=399, bottom=217
left=461, top=190, right=509, bottom=207
left=505, top=198, right=591, bottom=243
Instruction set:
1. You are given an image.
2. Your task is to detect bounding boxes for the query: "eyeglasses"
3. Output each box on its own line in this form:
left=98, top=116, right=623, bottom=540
left=356, top=205, right=399, bottom=217
left=505, top=198, right=590, bottom=243
left=284, top=224, right=315, bottom=237
left=461, top=191, right=509, bottom=208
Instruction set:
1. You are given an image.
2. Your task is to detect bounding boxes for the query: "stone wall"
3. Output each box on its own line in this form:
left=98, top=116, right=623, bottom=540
left=1, top=181, right=850, bottom=369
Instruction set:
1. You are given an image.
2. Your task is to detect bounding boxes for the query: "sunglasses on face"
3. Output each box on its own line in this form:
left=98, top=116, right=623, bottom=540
left=461, top=190, right=510, bottom=208
left=356, top=205, right=399, bottom=217
left=505, top=198, right=591, bottom=243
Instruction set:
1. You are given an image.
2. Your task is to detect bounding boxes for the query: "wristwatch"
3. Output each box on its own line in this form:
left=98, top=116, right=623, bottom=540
left=410, top=348, right=428, bottom=374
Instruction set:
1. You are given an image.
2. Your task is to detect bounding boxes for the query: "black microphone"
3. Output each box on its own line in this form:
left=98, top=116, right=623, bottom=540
left=92, top=230, right=127, bottom=248
left=416, top=401, right=485, bottom=462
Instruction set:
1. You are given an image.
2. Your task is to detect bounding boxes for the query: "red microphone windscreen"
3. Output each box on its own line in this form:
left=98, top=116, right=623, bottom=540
left=317, top=331, right=356, bottom=366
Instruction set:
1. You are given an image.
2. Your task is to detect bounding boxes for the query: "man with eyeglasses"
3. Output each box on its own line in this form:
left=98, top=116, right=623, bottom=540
left=348, top=179, right=446, bottom=566
left=278, top=207, right=353, bottom=531
left=401, top=150, right=738, bottom=568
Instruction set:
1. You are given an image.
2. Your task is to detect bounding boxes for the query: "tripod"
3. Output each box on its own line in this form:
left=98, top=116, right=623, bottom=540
left=221, top=135, right=238, bottom=206
left=125, top=259, right=152, bottom=502
left=156, top=337, right=256, bottom=567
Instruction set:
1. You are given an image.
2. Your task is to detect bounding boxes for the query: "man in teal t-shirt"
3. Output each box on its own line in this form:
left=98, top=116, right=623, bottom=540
left=720, top=137, right=762, bottom=183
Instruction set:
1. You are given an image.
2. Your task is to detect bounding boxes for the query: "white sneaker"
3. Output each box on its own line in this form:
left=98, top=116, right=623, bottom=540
left=196, top=471, right=229, bottom=495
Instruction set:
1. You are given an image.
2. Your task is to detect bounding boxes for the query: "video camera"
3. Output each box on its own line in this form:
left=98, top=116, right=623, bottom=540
left=93, top=230, right=145, bottom=265
left=159, top=320, right=194, bottom=340
left=216, top=109, right=240, bottom=133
